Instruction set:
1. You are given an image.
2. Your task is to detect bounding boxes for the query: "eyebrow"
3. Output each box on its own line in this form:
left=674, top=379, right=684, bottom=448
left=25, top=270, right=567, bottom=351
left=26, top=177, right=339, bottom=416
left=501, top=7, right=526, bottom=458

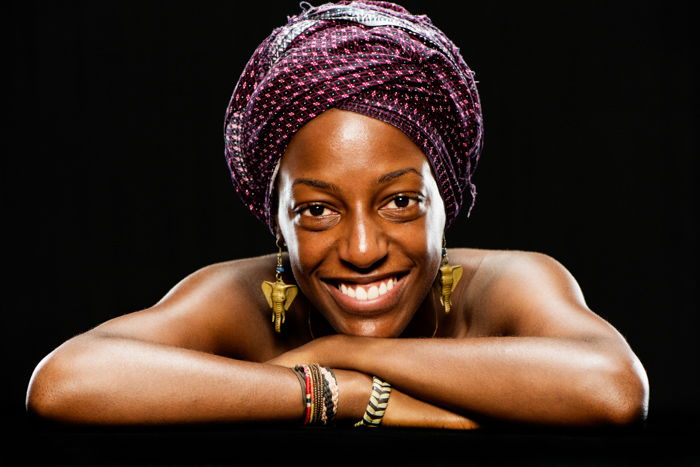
left=292, top=168, right=422, bottom=191
left=292, top=178, right=340, bottom=192
left=377, top=168, right=422, bottom=184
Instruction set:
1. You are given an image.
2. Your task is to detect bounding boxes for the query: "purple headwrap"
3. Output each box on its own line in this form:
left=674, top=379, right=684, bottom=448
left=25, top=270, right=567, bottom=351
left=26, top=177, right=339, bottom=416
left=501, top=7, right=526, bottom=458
left=224, top=0, right=484, bottom=233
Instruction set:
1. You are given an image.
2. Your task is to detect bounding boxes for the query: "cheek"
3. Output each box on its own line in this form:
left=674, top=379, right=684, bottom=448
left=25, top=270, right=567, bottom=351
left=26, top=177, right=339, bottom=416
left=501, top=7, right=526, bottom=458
left=283, top=228, right=330, bottom=289
left=276, top=199, right=309, bottom=282
left=278, top=213, right=298, bottom=259
left=393, top=201, right=444, bottom=277
left=412, top=224, right=442, bottom=275
left=426, top=206, right=446, bottom=249
left=287, top=233, right=315, bottom=275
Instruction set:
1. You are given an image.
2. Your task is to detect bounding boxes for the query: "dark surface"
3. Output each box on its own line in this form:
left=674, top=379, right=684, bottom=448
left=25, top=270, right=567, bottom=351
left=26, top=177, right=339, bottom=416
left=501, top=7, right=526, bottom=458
left=11, top=416, right=700, bottom=466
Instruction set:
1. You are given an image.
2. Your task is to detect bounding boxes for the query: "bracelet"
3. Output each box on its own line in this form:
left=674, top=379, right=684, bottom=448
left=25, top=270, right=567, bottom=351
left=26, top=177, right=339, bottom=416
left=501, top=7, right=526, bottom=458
left=293, top=364, right=338, bottom=426
left=290, top=366, right=308, bottom=414
left=319, top=366, right=339, bottom=424
left=293, top=365, right=314, bottom=424
left=310, top=364, right=323, bottom=424
left=354, top=376, right=392, bottom=428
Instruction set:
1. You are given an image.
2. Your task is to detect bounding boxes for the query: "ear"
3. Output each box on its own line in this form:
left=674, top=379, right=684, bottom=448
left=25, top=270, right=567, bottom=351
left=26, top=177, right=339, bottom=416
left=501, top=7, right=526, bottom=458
left=271, top=211, right=285, bottom=243
left=274, top=230, right=285, bottom=250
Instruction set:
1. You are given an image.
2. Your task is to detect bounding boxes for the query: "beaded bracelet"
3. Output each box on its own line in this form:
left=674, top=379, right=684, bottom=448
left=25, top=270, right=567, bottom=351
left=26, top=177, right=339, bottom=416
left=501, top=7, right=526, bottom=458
left=292, top=365, right=313, bottom=424
left=319, top=366, right=338, bottom=424
left=354, top=376, right=392, bottom=428
left=310, top=364, right=323, bottom=423
left=293, top=364, right=338, bottom=426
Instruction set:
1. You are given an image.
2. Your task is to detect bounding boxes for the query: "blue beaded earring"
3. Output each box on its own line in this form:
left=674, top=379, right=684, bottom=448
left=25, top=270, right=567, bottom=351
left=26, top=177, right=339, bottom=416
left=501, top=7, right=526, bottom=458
left=261, top=239, right=298, bottom=333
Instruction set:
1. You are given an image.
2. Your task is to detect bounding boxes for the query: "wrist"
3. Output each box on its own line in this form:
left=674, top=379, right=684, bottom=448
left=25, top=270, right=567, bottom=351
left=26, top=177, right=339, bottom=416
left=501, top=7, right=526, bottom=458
left=321, top=334, right=372, bottom=370
left=333, top=369, right=372, bottom=422
left=290, top=363, right=341, bottom=426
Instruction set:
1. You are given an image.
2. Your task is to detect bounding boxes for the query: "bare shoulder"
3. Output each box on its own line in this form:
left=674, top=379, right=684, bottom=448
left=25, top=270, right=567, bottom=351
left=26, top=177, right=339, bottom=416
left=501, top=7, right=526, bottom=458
left=451, top=248, right=585, bottom=302
left=154, top=255, right=274, bottom=311
left=450, top=248, right=616, bottom=339
left=89, top=254, right=280, bottom=360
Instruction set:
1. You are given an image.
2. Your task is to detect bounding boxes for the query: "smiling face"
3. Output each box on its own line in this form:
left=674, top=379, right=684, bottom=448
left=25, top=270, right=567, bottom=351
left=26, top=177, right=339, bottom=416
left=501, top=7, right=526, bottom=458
left=276, top=109, right=446, bottom=337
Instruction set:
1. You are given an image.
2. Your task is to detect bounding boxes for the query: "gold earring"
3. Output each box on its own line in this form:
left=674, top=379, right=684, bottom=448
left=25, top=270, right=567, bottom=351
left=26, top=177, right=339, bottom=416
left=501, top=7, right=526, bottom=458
left=438, top=244, right=462, bottom=314
left=261, top=239, right=298, bottom=333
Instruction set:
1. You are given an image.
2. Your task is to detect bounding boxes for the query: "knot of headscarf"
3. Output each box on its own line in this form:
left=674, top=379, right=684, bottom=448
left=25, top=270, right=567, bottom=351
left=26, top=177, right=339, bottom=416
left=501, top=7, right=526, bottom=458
left=224, top=0, right=484, bottom=233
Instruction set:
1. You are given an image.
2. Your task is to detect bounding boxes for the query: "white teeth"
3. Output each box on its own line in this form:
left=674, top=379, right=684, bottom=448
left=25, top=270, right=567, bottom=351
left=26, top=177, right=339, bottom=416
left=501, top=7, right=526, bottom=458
left=338, top=278, right=398, bottom=300
left=367, top=286, right=379, bottom=299
left=356, top=287, right=368, bottom=300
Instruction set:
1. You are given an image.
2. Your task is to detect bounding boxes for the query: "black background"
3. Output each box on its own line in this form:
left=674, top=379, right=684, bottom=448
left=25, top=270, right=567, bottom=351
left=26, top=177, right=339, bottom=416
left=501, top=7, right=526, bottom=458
left=8, top=0, right=697, bottom=464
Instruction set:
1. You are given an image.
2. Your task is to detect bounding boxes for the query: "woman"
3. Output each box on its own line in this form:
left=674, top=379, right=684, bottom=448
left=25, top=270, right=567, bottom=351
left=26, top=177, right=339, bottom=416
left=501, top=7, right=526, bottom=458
left=26, top=0, right=648, bottom=429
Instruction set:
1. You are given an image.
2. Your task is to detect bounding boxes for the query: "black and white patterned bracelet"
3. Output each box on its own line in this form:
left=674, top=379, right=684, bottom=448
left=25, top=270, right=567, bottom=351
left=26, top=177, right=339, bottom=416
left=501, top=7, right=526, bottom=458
left=354, top=376, right=392, bottom=428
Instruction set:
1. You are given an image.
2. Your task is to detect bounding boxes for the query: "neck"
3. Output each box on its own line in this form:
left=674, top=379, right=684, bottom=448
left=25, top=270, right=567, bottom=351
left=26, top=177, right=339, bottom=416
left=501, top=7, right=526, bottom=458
left=399, top=283, right=443, bottom=338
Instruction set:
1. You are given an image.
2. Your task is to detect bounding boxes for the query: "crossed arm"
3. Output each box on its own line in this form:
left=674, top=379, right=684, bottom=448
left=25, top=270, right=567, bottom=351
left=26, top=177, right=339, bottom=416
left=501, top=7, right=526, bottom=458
left=266, top=251, right=648, bottom=427
left=26, top=252, right=648, bottom=428
left=266, top=333, right=647, bottom=428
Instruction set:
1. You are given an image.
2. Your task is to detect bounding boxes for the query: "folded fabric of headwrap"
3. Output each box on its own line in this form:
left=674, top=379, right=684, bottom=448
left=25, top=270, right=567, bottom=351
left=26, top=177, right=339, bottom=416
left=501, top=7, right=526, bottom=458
left=224, top=0, right=484, bottom=233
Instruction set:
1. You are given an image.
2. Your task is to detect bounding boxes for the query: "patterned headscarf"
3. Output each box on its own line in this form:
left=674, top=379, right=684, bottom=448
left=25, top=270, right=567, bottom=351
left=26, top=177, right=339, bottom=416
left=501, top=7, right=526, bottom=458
left=224, top=0, right=483, bottom=233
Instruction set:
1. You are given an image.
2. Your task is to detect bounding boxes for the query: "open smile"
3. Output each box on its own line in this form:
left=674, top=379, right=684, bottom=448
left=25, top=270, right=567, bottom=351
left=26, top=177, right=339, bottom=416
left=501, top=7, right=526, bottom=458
left=321, top=273, right=408, bottom=316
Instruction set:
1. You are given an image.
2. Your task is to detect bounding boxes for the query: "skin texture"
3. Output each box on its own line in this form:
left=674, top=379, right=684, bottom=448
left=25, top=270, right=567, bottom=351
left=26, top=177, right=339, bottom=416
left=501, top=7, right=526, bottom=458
left=26, top=109, right=649, bottom=429
left=275, top=109, right=445, bottom=338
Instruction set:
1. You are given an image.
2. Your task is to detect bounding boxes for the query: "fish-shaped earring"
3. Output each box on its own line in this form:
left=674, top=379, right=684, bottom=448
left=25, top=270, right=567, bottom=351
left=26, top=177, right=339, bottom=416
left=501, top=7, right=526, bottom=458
left=261, top=239, right=298, bottom=333
left=438, top=246, right=462, bottom=314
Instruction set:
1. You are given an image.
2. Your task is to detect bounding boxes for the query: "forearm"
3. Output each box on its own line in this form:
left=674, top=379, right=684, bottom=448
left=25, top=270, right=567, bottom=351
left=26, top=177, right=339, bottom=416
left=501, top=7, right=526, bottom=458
left=27, top=332, right=475, bottom=428
left=324, top=335, right=647, bottom=426
left=27, top=333, right=349, bottom=425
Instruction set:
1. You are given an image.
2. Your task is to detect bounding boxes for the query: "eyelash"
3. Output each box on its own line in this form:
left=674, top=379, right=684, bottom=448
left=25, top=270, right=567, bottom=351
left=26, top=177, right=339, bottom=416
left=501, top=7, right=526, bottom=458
left=295, top=193, right=423, bottom=218
left=296, top=204, right=334, bottom=217
left=383, top=194, right=422, bottom=210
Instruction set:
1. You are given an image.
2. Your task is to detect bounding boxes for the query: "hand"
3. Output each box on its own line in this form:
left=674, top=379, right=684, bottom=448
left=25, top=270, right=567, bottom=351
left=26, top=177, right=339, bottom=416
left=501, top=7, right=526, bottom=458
left=265, top=336, right=479, bottom=429
left=382, top=387, right=480, bottom=430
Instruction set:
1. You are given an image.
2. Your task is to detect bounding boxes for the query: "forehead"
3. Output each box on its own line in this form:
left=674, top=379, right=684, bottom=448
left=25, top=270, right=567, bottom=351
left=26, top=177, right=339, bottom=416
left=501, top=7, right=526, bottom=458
left=280, top=109, right=429, bottom=176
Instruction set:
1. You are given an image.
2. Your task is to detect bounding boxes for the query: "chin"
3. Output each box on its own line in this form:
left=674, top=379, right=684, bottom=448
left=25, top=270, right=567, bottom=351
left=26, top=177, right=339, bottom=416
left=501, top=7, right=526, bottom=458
left=340, top=320, right=401, bottom=338
left=338, top=324, right=401, bottom=338
left=321, top=307, right=412, bottom=338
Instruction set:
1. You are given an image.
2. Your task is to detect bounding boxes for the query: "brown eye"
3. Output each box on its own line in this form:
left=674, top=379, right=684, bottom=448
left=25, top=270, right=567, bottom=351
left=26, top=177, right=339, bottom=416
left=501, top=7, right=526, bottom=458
left=384, top=195, right=419, bottom=210
left=295, top=203, right=341, bottom=230
left=379, top=193, right=424, bottom=222
left=308, top=205, right=326, bottom=216
left=297, top=203, right=335, bottom=218
left=393, top=196, right=410, bottom=208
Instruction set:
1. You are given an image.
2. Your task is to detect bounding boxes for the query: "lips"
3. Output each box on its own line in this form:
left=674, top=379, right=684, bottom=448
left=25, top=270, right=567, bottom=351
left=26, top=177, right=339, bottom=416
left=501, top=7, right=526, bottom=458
left=322, top=274, right=406, bottom=316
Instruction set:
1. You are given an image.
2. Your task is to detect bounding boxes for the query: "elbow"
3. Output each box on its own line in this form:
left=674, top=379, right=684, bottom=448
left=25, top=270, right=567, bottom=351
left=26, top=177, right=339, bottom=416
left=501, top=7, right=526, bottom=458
left=592, top=352, right=649, bottom=427
left=600, top=391, right=648, bottom=428
left=26, top=384, right=56, bottom=422
left=26, top=350, right=64, bottom=421
left=26, top=338, right=91, bottom=422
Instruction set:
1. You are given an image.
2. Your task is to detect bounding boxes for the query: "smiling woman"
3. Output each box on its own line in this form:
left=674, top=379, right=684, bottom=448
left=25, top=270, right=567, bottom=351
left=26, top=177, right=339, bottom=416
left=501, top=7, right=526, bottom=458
left=277, top=109, right=446, bottom=338
left=25, top=0, right=648, bottom=429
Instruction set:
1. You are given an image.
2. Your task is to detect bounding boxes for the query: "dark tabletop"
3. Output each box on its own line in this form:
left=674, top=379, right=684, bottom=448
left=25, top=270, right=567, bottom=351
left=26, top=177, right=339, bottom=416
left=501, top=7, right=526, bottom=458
left=10, top=415, right=699, bottom=466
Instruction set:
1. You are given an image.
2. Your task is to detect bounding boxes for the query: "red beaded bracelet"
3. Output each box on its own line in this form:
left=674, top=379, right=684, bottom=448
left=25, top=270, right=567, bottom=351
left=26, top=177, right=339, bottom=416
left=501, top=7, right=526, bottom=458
left=294, top=364, right=338, bottom=426
left=301, top=365, right=313, bottom=425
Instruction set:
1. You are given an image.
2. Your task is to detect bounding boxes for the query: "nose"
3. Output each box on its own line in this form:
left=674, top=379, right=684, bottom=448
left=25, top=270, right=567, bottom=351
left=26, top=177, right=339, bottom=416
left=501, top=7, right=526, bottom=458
left=338, top=209, right=388, bottom=272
